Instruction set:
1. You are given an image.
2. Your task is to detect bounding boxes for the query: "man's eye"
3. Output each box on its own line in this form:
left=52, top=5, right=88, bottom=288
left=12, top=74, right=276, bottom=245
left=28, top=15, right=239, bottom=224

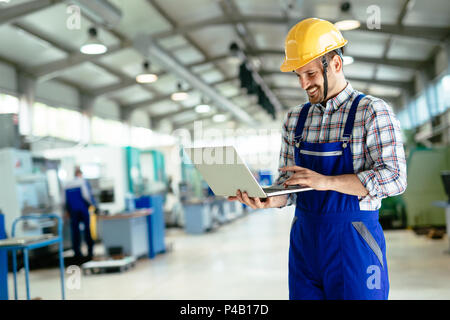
left=308, top=72, right=315, bottom=76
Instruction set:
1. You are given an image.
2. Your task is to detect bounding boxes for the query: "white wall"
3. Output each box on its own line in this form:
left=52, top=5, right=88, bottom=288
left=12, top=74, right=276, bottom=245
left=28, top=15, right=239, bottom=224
left=92, top=97, right=121, bottom=120
left=130, top=109, right=150, bottom=128
left=435, top=46, right=448, bottom=77
left=0, top=61, right=16, bottom=93
left=35, top=80, right=79, bottom=110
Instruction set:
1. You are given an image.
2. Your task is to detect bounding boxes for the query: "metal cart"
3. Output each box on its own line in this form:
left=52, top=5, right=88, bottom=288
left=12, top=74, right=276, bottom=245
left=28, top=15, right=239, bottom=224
left=0, top=214, right=65, bottom=300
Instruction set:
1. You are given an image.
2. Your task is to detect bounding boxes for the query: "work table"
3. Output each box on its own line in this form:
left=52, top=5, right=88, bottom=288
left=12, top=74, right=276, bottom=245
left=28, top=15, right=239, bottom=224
left=97, top=209, right=152, bottom=220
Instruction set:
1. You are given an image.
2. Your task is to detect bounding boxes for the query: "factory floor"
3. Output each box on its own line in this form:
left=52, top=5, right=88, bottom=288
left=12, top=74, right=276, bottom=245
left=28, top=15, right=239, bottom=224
left=6, top=206, right=450, bottom=300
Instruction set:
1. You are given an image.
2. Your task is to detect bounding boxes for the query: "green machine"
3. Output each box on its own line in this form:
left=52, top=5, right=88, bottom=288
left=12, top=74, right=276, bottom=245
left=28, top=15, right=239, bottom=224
left=180, top=147, right=205, bottom=199
left=125, top=146, right=167, bottom=196
left=402, top=146, right=449, bottom=228
left=379, top=195, right=407, bottom=229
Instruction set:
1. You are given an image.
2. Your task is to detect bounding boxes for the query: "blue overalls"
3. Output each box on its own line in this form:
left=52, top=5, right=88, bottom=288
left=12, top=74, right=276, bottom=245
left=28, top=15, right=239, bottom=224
left=288, top=94, right=389, bottom=300
left=65, top=179, right=96, bottom=258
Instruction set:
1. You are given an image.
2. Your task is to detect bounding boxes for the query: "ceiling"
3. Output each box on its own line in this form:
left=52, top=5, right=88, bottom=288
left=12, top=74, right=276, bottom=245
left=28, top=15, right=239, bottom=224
left=0, top=0, right=449, bottom=131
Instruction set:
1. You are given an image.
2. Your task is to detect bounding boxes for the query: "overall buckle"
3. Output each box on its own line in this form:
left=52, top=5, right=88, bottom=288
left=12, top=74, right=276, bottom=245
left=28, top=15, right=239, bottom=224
left=342, top=134, right=351, bottom=149
left=294, top=135, right=302, bottom=148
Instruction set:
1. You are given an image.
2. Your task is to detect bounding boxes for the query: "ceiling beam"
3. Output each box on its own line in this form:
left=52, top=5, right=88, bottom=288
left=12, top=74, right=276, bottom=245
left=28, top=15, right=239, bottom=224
left=29, top=43, right=128, bottom=81
left=151, top=15, right=449, bottom=44
left=218, top=0, right=283, bottom=115
left=151, top=92, right=244, bottom=124
left=0, top=0, right=61, bottom=25
left=370, top=0, right=415, bottom=91
left=121, top=76, right=236, bottom=113
left=12, top=21, right=160, bottom=95
left=146, top=0, right=229, bottom=78
left=173, top=112, right=229, bottom=129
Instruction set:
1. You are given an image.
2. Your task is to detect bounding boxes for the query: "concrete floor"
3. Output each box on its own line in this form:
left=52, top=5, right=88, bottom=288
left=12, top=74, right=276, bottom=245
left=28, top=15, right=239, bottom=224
left=6, top=206, right=450, bottom=300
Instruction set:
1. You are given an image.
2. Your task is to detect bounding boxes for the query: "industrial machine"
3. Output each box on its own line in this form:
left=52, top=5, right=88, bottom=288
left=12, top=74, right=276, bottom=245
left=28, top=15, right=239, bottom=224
left=0, top=148, right=66, bottom=268
left=0, top=148, right=57, bottom=237
left=0, top=114, right=20, bottom=149
left=403, top=146, right=449, bottom=227
left=125, top=146, right=167, bottom=196
left=378, top=195, right=407, bottom=229
left=441, top=171, right=450, bottom=203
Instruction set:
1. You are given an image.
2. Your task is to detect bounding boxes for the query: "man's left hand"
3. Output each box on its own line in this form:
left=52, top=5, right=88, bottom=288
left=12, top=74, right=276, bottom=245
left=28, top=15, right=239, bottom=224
left=280, top=166, right=331, bottom=191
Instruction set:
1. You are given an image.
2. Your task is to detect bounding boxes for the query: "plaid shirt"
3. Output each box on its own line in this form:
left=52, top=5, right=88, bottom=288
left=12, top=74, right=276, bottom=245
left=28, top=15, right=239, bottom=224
left=275, top=82, right=407, bottom=211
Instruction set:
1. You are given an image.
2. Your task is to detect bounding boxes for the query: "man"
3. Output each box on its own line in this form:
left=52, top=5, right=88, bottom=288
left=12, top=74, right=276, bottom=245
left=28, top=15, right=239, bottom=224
left=229, top=18, right=407, bottom=300
left=64, top=167, right=97, bottom=261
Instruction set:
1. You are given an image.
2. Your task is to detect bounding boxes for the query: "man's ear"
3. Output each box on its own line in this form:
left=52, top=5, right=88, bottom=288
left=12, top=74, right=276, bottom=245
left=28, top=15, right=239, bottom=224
left=332, top=54, right=343, bottom=73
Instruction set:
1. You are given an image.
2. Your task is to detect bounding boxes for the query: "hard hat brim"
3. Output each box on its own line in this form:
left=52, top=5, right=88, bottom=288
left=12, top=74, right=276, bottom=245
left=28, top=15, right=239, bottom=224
left=280, top=41, right=347, bottom=72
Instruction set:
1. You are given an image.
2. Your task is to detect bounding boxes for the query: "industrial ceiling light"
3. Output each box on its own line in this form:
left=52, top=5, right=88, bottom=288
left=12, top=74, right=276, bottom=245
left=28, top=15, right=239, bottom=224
left=195, top=98, right=211, bottom=113
left=171, top=82, right=189, bottom=101
left=80, top=27, right=107, bottom=55
left=212, top=114, right=226, bottom=123
left=136, top=61, right=158, bottom=84
left=342, top=56, right=354, bottom=65
left=334, top=2, right=360, bottom=31
left=195, top=104, right=211, bottom=113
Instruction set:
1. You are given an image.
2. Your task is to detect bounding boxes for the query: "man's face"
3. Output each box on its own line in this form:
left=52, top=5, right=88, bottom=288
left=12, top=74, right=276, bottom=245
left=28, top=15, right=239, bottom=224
left=294, top=57, right=335, bottom=104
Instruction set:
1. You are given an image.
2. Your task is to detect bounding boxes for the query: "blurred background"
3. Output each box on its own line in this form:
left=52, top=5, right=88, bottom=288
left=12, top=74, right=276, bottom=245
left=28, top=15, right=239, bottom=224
left=0, top=0, right=448, bottom=300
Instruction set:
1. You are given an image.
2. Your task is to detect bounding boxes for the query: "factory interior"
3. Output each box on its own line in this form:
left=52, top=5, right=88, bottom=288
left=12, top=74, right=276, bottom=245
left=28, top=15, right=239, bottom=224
left=0, top=0, right=449, bottom=302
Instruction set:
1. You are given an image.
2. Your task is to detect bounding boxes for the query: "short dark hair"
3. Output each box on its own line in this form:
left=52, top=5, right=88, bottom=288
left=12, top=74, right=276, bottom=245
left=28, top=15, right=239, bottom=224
left=324, top=47, right=345, bottom=68
left=75, top=166, right=82, bottom=177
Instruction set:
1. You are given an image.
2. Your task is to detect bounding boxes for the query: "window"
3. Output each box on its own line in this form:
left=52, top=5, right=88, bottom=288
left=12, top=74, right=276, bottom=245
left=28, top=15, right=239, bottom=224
left=406, top=100, right=417, bottom=128
left=438, top=74, right=450, bottom=113
left=414, top=93, right=429, bottom=126
left=397, top=109, right=412, bottom=130
left=32, top=102, right=82, bottom=141
left=91, top=117, right=126, bottom=146
left=0, top=94, right=19, bottom=114
left=130, top=126, right=153, bottom=148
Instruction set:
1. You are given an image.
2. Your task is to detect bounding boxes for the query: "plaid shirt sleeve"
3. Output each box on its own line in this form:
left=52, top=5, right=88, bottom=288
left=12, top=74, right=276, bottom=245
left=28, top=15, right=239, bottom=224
left=356, top=98, right=407, bottom=200
left=274, top=109, right=297, bottom=207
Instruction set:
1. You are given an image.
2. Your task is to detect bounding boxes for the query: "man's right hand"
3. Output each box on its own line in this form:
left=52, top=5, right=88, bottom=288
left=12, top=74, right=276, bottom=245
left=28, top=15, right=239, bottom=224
left=227, top=189, right=288, bottom=209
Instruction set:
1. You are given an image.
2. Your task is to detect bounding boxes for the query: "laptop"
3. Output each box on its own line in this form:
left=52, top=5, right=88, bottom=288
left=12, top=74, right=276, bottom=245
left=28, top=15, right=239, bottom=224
left=184, top=146, right=313, bottom=198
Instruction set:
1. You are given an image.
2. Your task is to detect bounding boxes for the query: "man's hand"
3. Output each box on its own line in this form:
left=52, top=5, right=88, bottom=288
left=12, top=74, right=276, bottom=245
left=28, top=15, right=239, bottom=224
left=280, top=166, right=369, bottom=197
left=280, top=166, right=331, bottom=191
left=228, top=190, right=287, bottom=209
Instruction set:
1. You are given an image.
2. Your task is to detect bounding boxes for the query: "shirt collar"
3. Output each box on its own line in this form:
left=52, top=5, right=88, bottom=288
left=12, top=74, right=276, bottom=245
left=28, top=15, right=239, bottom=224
left=313, top=82, right=355, bottom=111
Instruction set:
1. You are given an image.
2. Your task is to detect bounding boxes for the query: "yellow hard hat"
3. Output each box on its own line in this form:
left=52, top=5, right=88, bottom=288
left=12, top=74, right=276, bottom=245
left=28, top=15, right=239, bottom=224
left=280, top=18, right=348, bottom=72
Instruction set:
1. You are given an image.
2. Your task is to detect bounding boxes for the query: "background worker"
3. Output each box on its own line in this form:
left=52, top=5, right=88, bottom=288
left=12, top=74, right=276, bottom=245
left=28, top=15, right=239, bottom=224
left=64, top=166, right=98, bottom=262
left=229, top=18, right=407, bottom=300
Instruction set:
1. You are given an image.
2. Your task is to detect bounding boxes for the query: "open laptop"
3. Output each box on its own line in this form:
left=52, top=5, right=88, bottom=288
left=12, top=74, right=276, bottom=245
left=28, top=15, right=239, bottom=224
left=184, top=146, right=313, bottom=198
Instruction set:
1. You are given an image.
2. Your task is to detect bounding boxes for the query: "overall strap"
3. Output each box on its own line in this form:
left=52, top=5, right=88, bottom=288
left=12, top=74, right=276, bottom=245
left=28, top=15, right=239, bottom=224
left=342, top=93, right=365, bottom=147
left=294, top=102, right=312, bottom=145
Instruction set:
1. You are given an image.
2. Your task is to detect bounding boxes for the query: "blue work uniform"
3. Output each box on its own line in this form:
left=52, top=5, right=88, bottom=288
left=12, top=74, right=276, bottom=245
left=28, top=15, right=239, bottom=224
left=289, top=94, right=389, bottom=300
left=64, top=178, right=96, bottom=258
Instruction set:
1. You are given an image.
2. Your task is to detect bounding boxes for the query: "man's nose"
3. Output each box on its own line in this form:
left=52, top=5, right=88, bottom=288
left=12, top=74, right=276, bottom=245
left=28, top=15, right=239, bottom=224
left=299, top=76, right=310, bottom=90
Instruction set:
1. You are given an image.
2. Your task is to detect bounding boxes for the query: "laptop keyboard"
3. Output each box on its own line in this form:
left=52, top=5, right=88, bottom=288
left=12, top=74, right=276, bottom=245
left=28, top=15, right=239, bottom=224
left=263, top=185, right=306, bottom=192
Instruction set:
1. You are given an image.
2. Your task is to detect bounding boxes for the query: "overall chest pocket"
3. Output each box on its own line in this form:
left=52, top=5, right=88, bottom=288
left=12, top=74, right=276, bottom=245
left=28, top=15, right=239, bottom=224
left=299, top=150, right=343, bottom=157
